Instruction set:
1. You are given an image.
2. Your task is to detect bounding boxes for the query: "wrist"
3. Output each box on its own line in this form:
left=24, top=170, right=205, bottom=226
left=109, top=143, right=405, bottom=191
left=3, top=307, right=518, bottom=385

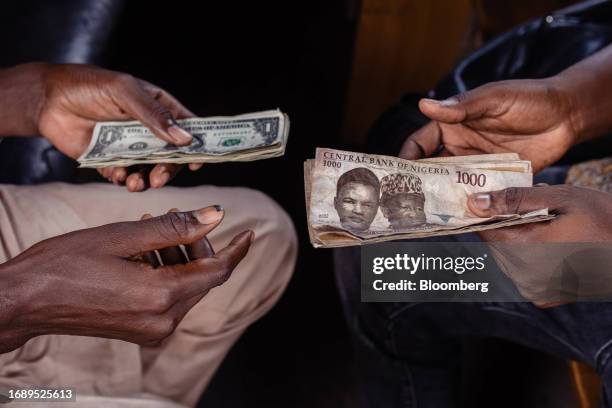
left=0, top=62, right=49, bottom=137
left=545, top=74, right=585, bottom=147
left=0, top=258, right=40, bottom=352
left=551, top=63, right=612, bottom=145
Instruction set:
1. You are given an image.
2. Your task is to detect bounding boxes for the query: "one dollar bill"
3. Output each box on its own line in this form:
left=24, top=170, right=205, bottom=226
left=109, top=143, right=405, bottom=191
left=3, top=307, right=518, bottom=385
left=78, top=109, right=289, bottom=168
left=305, top=148, right=553, bottom=248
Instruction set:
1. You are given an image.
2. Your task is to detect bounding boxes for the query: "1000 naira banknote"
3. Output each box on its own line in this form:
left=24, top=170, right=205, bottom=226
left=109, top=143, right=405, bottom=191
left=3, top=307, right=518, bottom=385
left=78, top=109, right=289, bottom=168
left=305, top=148, right=553, bottom=248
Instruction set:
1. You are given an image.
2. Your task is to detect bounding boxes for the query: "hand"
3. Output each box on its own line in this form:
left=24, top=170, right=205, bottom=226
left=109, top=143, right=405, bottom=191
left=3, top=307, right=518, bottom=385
left=0, top=205, right=253, bottom=353
left=37, top=63, right=203, bottom=191
left=467, top=185, right=612, bottom=305
left=400, top=78, right=580, bottom=173
left=139, top=208, right=215, bottom=267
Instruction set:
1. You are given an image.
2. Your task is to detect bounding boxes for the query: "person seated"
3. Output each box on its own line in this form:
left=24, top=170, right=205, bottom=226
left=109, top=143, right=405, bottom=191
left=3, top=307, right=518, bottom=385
left=0, top=63, right=297, bottom=408
left=336, top=43, right=612, bottom=407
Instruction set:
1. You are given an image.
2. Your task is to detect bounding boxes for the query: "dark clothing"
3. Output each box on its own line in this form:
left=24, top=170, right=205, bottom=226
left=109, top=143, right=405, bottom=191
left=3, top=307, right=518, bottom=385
left=334, top=166, right=612, bottom=407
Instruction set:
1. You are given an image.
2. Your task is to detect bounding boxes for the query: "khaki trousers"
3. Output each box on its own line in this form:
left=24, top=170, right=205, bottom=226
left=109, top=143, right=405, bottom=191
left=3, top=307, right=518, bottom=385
left=0, top=183, right=297, bottom=407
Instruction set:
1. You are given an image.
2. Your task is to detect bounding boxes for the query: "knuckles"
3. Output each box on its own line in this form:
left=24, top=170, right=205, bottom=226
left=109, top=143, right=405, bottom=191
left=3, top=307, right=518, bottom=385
left=453, top=91, right=470, bottom=104
left=135, top=315, right=179, bottom=344
left=149, top=287, right=175, bottom=315
left=155, top=212, right=196, bottom=243
left=498, top=187, right=525, bottom=214
left=148, top=102, right=173, bottom=122
left=111, top=73, right=137, bottom=89
left=147, top=316, right=179, bottom=342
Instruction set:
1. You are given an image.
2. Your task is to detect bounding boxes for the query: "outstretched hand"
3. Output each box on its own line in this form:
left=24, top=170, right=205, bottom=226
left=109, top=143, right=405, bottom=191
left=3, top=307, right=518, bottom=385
left=468, top=185, right=612, bottom=305
left=36, top=63, right=203, bottom=191
left=400, top=78, right=579, bottom=173
left=0, top=205, right=253, bottom=352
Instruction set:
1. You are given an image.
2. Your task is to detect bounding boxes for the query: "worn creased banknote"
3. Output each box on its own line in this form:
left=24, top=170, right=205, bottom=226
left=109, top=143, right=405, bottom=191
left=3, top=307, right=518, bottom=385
left=305, top=148, right=554, bottom=248
left=78, top=109, right=289, bottom=168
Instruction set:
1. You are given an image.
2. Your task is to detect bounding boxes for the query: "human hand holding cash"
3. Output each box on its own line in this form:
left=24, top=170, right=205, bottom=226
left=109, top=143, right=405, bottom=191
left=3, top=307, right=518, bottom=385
left=78, top=109, right=289, bottom=168
left=305, top=148, right=554, bottom=247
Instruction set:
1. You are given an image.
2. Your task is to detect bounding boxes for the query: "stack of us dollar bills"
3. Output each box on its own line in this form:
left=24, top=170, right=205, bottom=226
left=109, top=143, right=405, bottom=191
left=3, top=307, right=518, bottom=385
left=78, top=109, right=289, bottom=168
left=304, top=148, right=554, bottom=248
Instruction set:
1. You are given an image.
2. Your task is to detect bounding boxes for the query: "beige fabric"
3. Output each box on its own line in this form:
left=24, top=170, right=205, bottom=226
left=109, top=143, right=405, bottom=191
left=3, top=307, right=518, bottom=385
left=0, top=183, right=297, bottom=407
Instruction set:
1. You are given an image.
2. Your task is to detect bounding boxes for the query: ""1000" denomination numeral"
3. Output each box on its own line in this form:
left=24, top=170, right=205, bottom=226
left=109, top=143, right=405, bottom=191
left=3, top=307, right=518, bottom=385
left=456, top=171, right=486, bottom=187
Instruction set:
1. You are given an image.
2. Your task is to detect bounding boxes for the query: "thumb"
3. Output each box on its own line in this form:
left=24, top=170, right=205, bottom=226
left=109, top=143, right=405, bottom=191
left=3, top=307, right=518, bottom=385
left=467, top=186, right=560, bottom=217
left=105, top=205, right=225, bottom=256
left=419, top=86, right=497, bottom=124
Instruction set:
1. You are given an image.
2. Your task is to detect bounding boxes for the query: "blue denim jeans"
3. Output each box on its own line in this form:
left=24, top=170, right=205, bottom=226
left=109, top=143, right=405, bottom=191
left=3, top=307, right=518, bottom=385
left=333, top=166, right=612, bottom=407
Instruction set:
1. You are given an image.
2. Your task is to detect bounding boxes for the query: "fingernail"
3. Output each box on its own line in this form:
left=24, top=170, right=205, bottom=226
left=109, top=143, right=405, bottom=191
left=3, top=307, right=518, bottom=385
left=194, top=205, right=224, bottom=224
left=439, top=97, right=458, bottom=107
left=167, top=121, right=193, bottom=144
left=470, top=193, right=491, bottom=210
left=421, top=98, right=440, bottom=105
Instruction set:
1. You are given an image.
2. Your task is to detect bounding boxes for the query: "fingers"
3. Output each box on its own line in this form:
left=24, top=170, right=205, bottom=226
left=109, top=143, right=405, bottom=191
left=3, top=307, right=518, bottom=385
left=98, top=167, right=112, bottom=182
left=149, top=164, right=183, bottom=189
left=111, top=167, right=128, bottom=185
left=401, top=83, right=506, bottom=160
left=418, top=84, right=499, bottom=124
left=140, top=214, right=160, bottom=267
left=106, top=205, right=225, bottom=256
left=142, top=231, right=250, bottom=337
left=186, top=235, right=215, bottom=259
left=210, top=230, right=253, bottom=271
left=97, top=167, right=127, bottom=186
left=112, top=75, right=193, bottom=146
left=99, top=164, right=180, bottom=191
left=157, top=209, right=188, bottom=265
left=140, top=209, right=216, bottom=267
left=98, top=77, right=197, bottom=191
left=135, top=81, right=204, bottom=176
left=164, top=230, right=254, bottom=299
left=126, top=167, right=150, bottom=192
left=419, top=91, right=488, bottom=123
left=161, top=208, right=216, bottom=261
left=467, top=186, right=564, bottom=218
left=139, top=80, right=196, bottom=119
left=399, top=121, right=442, bottom=159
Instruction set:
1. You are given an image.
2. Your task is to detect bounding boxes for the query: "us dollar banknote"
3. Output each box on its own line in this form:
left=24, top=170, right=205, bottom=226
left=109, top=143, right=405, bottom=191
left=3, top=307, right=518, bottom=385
left=78, top=109, right=289, bottom=168
left=305, top=148, right=554, bottom=248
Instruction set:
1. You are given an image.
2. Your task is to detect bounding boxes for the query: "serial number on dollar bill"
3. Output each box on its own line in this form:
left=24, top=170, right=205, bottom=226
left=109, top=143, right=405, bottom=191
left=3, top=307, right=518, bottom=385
left=5, top=388, right=75, bottom=402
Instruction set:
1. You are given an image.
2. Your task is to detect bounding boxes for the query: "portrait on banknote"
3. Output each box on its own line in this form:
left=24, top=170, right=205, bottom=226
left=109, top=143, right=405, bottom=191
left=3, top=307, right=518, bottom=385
left=379, top=173, right=427, bottom=229
left=333, top=167, right=380, bottom=232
